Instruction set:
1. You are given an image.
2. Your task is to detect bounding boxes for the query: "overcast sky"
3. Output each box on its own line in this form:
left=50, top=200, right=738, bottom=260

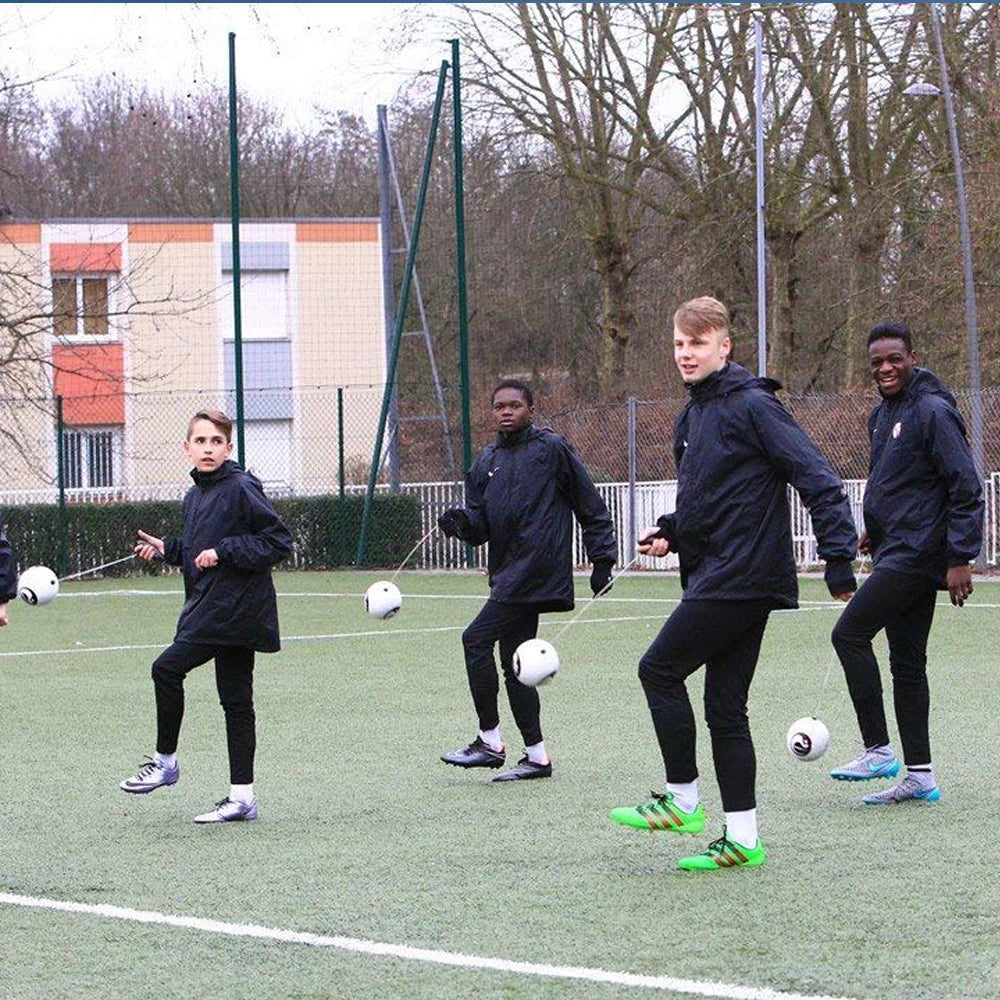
left=1, top=3, right=460, bottom=126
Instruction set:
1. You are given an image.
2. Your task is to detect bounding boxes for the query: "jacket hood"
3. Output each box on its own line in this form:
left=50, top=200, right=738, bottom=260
left=688, top=361, right=782, bottom=402
left=899, top=367, right=958, bottom=408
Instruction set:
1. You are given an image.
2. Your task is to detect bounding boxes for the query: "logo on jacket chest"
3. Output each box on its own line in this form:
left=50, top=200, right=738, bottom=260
left=891, top=421, right=902, bottom=439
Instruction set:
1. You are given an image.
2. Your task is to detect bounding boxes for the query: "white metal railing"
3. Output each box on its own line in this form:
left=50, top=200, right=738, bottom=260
left=2, top=476, right=995, bottom=570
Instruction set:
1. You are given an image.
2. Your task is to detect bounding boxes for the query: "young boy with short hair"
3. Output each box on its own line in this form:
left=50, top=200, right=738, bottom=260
left=828, top=322, right=983, bottom=804
left=437, top=379, right=617, bottom=781
left=612, top=296, right=858, bottom=870
left=121, top=409, right=293, bottom=823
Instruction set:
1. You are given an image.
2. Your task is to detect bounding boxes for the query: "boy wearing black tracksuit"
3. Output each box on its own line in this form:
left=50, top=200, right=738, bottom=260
left=611, top=296, right=858, bottom=871
left=0, top=515, right=17, bottom=628
left=437, top=379, right=617, bottom=782
left=829, top=322, right=983, bottom=804
left=120, top=409, right=293, bottom=823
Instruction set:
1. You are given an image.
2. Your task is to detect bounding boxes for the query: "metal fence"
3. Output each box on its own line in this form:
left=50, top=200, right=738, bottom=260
left=2, top=385, right=997, bottom=571
left=388, top=474, right=999, bottom=572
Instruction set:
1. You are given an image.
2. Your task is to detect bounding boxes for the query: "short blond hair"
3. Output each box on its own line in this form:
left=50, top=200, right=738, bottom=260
left=187, top=409, right=233, bottom=441
left=674, top=296, right=730, bottom=338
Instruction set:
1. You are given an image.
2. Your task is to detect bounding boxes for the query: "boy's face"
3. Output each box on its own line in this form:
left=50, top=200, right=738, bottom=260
left=184, top=418, right=233, bottom=472
left=868, top=337, right=916, bottom=398
left=492, top=388, right=533, bottom=432
left=674, top=324, right=731, bottom=384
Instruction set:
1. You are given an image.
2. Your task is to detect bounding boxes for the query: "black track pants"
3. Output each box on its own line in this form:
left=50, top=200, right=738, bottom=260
left=152, top=641, right=257, bottom=784
left=461, top=600, right=542, bottom=747
left=637, top=599, right=773, bottom=812
left=831, top=568, right=937, bottom=764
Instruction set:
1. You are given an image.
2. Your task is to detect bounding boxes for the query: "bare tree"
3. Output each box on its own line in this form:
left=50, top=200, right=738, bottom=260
left=454, top=2, right=690, bottom=399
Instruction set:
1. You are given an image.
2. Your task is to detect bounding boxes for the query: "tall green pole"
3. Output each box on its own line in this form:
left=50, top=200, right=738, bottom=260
left=450, top=39, right=473, bottom=479
left=356, top=61, right=450, bottom=566
left=337, top=386, right=346, bottom=565
left=55, top=395, right=68, bottom=577
left=228, top=31, right=246, bottom=466
left=450, top=39, right=474, bottom=567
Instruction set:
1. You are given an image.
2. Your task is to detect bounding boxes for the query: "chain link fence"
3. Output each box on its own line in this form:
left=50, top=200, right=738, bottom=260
left=1, top=384, right=998, bottom=573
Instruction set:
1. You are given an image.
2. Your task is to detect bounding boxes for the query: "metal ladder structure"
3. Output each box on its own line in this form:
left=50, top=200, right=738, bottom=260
left=378, top=104, right=458, bottom=487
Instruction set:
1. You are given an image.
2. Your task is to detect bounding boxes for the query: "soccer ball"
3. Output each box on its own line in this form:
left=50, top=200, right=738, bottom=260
left=364, top=581, right=402, bottom=620
left=512, top=638, right=559, bottom=687
left=786, top=717, right=830, bottom=761
left=18, top=565, right=60, bottom=606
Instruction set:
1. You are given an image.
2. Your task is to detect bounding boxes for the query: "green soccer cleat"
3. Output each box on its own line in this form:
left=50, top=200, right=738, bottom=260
left=610, top=791, right=705, bottom=834
left=677, top=830, right=766, bottom=871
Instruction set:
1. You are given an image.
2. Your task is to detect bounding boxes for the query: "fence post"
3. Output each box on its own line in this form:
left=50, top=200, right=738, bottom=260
left=55, top=394, right=69, bottom=576
left=627, top=396, right=637, bottom=562
left=337, top=387, right=347, bottom=566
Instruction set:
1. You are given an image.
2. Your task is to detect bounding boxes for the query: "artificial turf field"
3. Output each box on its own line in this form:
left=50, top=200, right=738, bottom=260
left=1, top=569, right=998, bottom=1000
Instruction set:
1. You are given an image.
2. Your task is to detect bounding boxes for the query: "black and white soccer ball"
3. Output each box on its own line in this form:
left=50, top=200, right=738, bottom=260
left=364, top=581, right=402, bottom=620
left=17, top=565, right=60, bottom=606
left=786, top=717, right=830, bottom=761
left=512, top=638, right=560, bottom=687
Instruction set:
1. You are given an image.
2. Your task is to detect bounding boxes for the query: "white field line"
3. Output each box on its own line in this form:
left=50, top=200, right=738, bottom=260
left=0, top=891, right=860, bottom=1000
left=3, top=602, right=989, bottom=661
left=0, top=612, right=845, bottom=660
left=57, top=588, right=1000, bottom=611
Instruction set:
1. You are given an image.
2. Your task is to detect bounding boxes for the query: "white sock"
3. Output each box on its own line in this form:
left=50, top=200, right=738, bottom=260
left=666, top=780, right=699, bottom=813
left=479, top=728, right=503, bottom=752
left=907, top=764, right=936, bottom=787
left=525, top=740, right=549, bottom=765
left=230, top=783, right=254, bottom=804
left=154, top=752, right=177, bottom=769
left=725, top=808, right=758, bottom=848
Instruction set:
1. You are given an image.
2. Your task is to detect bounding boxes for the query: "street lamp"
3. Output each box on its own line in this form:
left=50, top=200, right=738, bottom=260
left=903, top=3, right=985, bottom=508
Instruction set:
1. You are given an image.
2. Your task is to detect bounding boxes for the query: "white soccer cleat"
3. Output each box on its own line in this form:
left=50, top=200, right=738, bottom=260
left=193, top=797, right=258, bottom=824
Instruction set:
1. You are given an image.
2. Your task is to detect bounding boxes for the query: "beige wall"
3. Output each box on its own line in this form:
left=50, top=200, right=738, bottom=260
left=0, top=218, right=387, bottom=497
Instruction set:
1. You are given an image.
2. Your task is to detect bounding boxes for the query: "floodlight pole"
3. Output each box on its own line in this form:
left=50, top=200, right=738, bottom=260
left=926, top=3, right=984, bottom=493
left=754, top=15, right=767, bottom=377
left=227, top=31, right=246, bottom=467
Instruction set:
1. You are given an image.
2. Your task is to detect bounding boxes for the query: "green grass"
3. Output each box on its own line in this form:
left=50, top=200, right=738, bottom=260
left=2, top=570, right=999, bottom=1000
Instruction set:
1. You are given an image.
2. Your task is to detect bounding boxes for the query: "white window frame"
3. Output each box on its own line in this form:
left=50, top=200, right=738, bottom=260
left=51, top=274, right=116, bottom=341
left=61, top=426, right=123, bottom=489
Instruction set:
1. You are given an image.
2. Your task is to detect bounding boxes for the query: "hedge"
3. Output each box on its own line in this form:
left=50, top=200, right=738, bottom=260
left=4, top=493, right=422, bottom=577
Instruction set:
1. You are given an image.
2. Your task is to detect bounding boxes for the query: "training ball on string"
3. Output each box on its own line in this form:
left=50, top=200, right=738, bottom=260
left=17, top=565, right=60, bottom=606
left=512, top=638, right=560, bottom=688
left=364, top=581, right=402, bottom=620
left=786, top=717, right=830, bottom=761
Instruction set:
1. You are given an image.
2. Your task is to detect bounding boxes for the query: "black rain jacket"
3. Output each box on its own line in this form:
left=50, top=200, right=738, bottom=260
left=456, top=424, right=617, bottom=611
left=658, top=362, right=857, bottom=608
left=863, top=367, right=983, bottom=583
left=163, top=460, right=293, bottom=651
left=0, top=516, right=17, bottom=602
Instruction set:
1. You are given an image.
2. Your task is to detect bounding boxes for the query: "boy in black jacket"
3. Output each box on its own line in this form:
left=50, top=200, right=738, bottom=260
left=829, top=322, right=983, bottom=804
left=611, top=297, right=858, bottom=870
left=0, top=515, right=17, bottom=628
left=437, top=379, right=617, bottom=782
left=120, top=409, right=293, bottom=823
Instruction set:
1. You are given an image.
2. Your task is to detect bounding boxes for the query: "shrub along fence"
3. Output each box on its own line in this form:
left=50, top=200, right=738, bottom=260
left=5, top=493, right=422, bottom=578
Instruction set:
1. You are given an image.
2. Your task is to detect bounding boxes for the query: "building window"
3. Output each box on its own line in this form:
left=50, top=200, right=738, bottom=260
left=52, top=276, right=110, bottom=338
left=61, top=427, right=121, bottom=488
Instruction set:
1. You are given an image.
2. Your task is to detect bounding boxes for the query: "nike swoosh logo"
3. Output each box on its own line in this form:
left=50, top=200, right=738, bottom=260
left=487, top=467, right=500, bottom=478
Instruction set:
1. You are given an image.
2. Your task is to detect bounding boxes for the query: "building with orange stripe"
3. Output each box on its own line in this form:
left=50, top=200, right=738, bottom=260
left=0, top=219, right=386, bottom=497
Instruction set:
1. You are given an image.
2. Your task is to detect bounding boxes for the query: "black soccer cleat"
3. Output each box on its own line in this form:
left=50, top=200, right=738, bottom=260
left=492, top=755, right=552, bottom=782
left=440, top=736, right=506, bottom=769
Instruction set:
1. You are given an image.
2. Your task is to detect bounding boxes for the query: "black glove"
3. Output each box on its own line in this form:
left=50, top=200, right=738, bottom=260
left=590, top=561, right=614, bottom=597
left=824, top=559, right=857, bottom=597
left=437, top=508, right=471, bottom=540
